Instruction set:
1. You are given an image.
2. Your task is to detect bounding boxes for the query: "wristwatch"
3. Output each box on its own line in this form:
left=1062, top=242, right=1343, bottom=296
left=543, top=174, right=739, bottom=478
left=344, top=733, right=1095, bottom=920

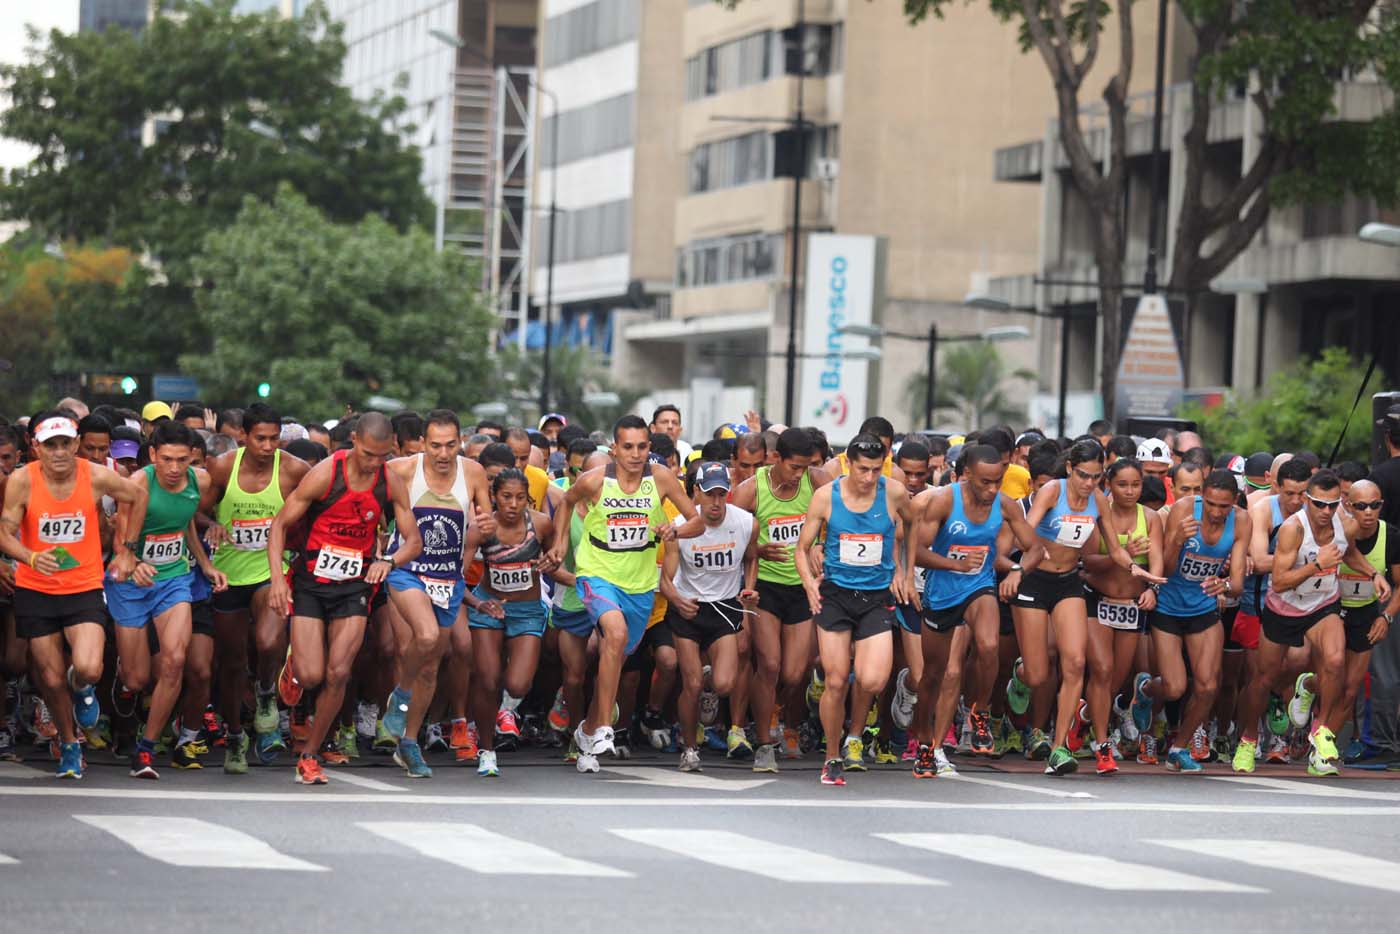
left=1010, top=563, right=1022, bottom=573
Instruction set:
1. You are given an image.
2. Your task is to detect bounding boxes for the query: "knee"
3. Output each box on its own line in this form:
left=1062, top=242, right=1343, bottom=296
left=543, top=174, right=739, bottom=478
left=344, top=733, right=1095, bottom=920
left=1021, top=658, right=1049, bottom=688
left=1058, top=656, right=1085, bottom=684
left=323, top=661, right=352, bottom=689
left=35, top=662, right=66, bottom=693
left=297, top=664, right=324, bottom=691
left=186, top=660, right=213, bottom=686
left=562, top=667, right=585, bottom=691
left=713, top=672, right=736, bottom=697
left=756, top=654, right=780, bottom=682
left=253, top=627, right=281, bottom=654
left=856, top=673, right=886, bottom=696
left=413, top=631, right=441, bottom=660
left=680, top=670, right=703, bottom=696
left=599, top=624, right=627, bottom=654
left=1161, top=673, right=1187, bottom=702
left=975, top=635, right=999, bottom=662
left=1087, top=657, right=1114, bottom=685
left=73, top=659, right=103, bottom=688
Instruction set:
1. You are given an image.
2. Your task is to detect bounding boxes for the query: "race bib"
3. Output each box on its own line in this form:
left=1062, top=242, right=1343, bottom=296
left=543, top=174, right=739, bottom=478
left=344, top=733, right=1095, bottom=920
left=1179, top=553, right=1224, bottom=582
left=948, top=544, right=989, bottom=575
left=767, top=515, right=804, bottom=546
left=141, top=531, right=184, bottom=565
left=313, top=544, right=364, bottom=582
left=1055, top=516, right=1094, bottom=548
left=230, top=517, right=272, bottom=552
left=1097, top=598, right=1140, bottom=631
left=605, top=515, right=651, bottom=550
left=839, top=533, right=883, bottom=567
left=913, top=566, right=927, bottom=594
left=489, top=561, right=533, bottom=593
left=1340, top=570, right=1374, bottom=602
left=422, top=576, right=458, bottom=610
left=38, top=513, right=86, bottom=544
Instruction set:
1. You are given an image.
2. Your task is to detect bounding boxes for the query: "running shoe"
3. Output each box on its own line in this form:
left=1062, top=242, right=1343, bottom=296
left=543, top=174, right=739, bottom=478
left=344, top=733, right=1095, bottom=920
left=201, top=709, right=225, bottom=748
left=891, top=667, right=916, bottom=729
left=679, top=747, right=702, bottom=772
left=912, top=743, right=937, bottom=778
left=0, top=728, right=20, bottom=763
left=820, top=758, right=845, bottom=785
left=1212, top=722, right=1234, bottom=762
left=842, top=736, right=867, bottom=772
left=1190, top=725, right=1211, bottom=762
left=547, top=688, right=570, bottom=733
left=726, top=725, right=754, bottom=760
left=1025, top=727, right=1052, bottom=761
left=337, top=724, right=360, bottom=759
left=1066, top=700, right=1090, bottom=753
left=564, top=736, right=579, bottom=763
left=254, top=693, right=280, bottom=736
left=753, top=743, right=778, bottom=773
left=902, top=736, right=919, bottom=762
left=699, top=667, right=719, bottom=726
left=1045, top=744, right=1077, bottom=776
left=383, top=687, right=411, bottom=739
left=1093, top=741, right=1118, bottom=776
left=475, top=748, right=499, bottom=777
left=871, top=734, right=899, bottom=765
left=1265, top=734, right=1290, bottom=764
left=612, top=729, right=632, bottom=760
left=933, top=747, right=957, bottom=776
left=224, top=732, right=250, bottom=774
left=969, top=706, right=994, bottom=755
left=1307, top=726, right=1340, bottom=777
left=1288, top=673, right=1316, bottom=729
left=1136, top=733, right=1159, bottom=765
left=574, top=723, right=616, bottom=758
left=702, top=725, right=727, bottom=753
left=1231, top=737, right=1258, bottom=773
left=1166, top=748, right=1203, bottom=773
left=1266, top=694, right=1289, bottom=737
left=33, top=698, right=57, bottom=739
left=277, top=648, right=302, bottom=707
left=942, top=722, right=958, bottom=752
left=454, top=722, right=480, bottom=763
left=321, top=745, right=349, bottom=766
left=1130, top=673, right=1153, bottom=734
left=294, top=754, right=327, bottom=785
left=639, top=706, right=669, bottom=749
left=355, top=701, right=379, bottom=739
left=84, top=715, right=113, bottom=751
left=1005, top=658, right=1031, bottom=716
left=371, top=718, right=396, bottom=753
left=576, top=751, right=600, bottom=773
left=806, top=670, right=826, bottom=714
left=495, top=710, right=521, bottom=751
left=781, top=727, right=802, bottom=760
left=170, top=742, right=202, bottom=770
left=68, top=672, right=99, bottom=731
left=1113, top=693, right=1140, bottom=743
left=425, top=721, right=450, bottom=752
left=1000, top=717, right=1023, bottom=755
left=56, top=741, right=83, bottom=779
left=130, top=749, right=159, bottom=780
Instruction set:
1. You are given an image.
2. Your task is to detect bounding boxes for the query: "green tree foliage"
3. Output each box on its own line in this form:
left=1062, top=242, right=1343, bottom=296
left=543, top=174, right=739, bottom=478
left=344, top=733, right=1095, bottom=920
left=183, top=187, right=495, bottom=421
left=1179, top=347, right=1375, bottom=465
left=489, top=344, right=645, bottom=433
left=902, top=342, right=1036, bottom=431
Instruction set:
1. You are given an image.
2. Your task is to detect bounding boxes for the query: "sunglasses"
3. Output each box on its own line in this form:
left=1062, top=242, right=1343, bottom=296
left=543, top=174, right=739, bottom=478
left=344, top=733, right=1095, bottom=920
left=1072, top=467, right=1104, bottom=482
left=1308, top=496, right=1342, bottom=511
left=849, top=442, right=884, bottom=459
left=1349, top=501, right=1383, bottom=512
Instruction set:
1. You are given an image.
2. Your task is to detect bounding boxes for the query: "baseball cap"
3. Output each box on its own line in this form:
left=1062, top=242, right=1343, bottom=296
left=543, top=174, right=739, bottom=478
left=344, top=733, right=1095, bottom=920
left=1374, top=403, right=1400, bottom=428
left=141, top=401, right=174, bottom=422
left=1215, top=453, right=1245, bottom=474
left=1016, top=431, right=1044, bottom=447
left=539, top=412, right=567, bottom=430
left=33, top=416, right=78, bottom=443
left=280, top=423, right=308, bottom=443
left=1136, top=438, right=1173, bottom=465
left=695, top=461, right=732, bottom=493
left=716, top=422, right=750, bottom=440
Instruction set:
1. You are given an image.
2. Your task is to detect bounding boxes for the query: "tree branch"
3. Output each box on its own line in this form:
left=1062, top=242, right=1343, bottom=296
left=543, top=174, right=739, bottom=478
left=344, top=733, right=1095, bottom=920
left=1195, top=187, right=1272, bottom=285
left=1076, top=0, right=1103, bottom=86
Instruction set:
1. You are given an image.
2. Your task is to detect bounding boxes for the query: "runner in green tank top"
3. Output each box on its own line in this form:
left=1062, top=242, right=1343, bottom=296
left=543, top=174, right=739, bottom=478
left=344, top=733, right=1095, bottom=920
left=731, top=427, right=833, bottom=766
left=1335, top=479, right=1399, bottom=757
left=546, top=416, right=703, bottom=773
left=199, top=403, right=310, bottom=771
left=108, top=421, right=225, bottom=780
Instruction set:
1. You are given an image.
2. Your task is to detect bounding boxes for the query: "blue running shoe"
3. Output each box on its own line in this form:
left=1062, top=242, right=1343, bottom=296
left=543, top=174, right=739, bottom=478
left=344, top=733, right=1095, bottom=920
left=393, top=740, right=433, bottom=779
left=72, top=684, right=100, bottom=731
left=1130, top=673, right=1153, bottom=734
left=703, top=725, right=727, bottom=752
left=57, top=741, right=83, bottom=779
left=1165, top=748, right=1203, bottom=773
left=382, top=687, right=411, bottom=739
left=256, top=730, right=285, bottom=764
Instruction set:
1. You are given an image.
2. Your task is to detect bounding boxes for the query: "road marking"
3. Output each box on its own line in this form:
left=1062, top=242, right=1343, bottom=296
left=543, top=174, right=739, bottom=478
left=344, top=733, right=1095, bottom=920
left=0, top=761, right=48, bottom=780
left=1150, top=839, right=1400, bottom=893
left=600, top=767, right=776, bottom=792
left=74, top=815, right=327, bottom=871
left=0, top=853, right=17, bottom=865
left=358, top=822, right=631, bottom=877
left=944, top=774, right=1095, bottom=799
left=877, top=833, right=1263, bottom=892
left=612, top=829, right=939, bottom=885
left=324, top=769, right=406, bottom=792
left=1207, top=776, right=1400, bottom=801
left=6, top=785, right=1400, bottom=815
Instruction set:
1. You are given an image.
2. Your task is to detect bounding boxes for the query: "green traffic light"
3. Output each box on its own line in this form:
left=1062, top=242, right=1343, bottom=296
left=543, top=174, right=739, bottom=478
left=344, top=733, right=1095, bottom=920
left=120, top=376, right=138, bottom=395
left=257, top=382, right=270, bottom=398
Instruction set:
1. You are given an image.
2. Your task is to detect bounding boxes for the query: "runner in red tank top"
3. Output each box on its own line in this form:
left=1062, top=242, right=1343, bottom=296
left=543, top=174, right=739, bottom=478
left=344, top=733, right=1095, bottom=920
left=265, top=412, right=421, bottom=785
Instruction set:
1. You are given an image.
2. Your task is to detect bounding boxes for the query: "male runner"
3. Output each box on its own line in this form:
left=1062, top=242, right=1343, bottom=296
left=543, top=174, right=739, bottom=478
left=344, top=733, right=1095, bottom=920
left=267, top=412, right=422, bottom=785
left=731, top=434, right=767, bottom=490
left=381, top=409, right=494, bottom=778
left=203, top=403, right=310, bottom=769
left=795, top=433, right=919, bottom=786
left=731, top=427, right=832, bottom=763
left=1335, top=479, right=1398, bottom=757
left=1233, top=469, right=1390, bottom=775
left=108, top=421, right=227, bottom=779
left=544, top=415, right=703, bottom=773
left=0, top=411, right=148, bottom=778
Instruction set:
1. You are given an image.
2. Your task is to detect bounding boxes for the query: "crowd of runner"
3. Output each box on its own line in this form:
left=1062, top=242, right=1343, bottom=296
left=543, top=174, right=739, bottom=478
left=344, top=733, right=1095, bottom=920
left=2, top=396, right=1399, bottom=786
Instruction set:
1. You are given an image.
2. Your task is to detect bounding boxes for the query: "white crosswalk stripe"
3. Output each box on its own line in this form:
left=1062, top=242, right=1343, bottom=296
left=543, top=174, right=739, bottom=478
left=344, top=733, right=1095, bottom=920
left=74, top=815, right=327, bottom=871
left=877, top=833, right=1263, bottom=892
left=1149, top=839, right=1400, bottom=893
left=611, top=829, right=939, bottom=885
left=358, top=822, right=632, bottom=877
left=0, top=853, right=17, bottom=865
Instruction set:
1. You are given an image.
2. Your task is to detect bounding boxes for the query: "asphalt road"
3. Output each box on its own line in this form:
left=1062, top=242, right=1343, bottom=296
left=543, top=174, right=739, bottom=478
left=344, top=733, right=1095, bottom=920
left=3, top=745, right=1400, bottom=934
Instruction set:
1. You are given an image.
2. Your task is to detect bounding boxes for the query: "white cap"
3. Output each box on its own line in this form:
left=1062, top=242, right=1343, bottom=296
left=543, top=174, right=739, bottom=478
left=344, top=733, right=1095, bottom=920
left=1136, top=438, right=1173, bottom=466
left=34, top=416, right=78, bottom=442
left=280, top=423, right=308, bottom=443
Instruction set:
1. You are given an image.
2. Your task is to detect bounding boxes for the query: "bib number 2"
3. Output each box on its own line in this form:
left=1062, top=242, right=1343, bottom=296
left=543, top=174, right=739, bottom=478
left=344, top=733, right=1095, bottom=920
left=839, top=533, right=883, bottom=567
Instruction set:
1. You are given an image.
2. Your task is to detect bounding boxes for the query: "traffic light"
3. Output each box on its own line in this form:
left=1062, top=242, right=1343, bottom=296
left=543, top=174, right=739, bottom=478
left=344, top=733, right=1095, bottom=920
left=257, top=382, right=271, bottom=398
left=120, top=376, right=138, bottom=395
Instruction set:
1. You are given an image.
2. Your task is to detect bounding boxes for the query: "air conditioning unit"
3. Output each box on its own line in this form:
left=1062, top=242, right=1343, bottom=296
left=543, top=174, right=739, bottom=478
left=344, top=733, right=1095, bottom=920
left=813, top=157, right=839, bottom=180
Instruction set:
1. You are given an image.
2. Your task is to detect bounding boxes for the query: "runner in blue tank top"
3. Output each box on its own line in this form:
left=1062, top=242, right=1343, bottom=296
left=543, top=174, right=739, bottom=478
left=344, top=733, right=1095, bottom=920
left=795, top=434, right=920, bottom=787
left=907, top=445, right=1038, bottom=779
left=1131, top=469, right=1251, bottom=773
left=1002, top=440, right=1163, bottom=777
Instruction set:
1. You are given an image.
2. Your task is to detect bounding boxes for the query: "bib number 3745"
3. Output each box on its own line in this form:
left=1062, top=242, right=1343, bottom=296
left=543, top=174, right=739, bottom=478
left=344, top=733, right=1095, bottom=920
left=313, top=545, right=363, bottom=582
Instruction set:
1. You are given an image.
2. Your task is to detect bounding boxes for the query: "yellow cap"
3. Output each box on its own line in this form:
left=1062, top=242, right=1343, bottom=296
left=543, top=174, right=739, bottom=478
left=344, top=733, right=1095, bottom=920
left=141, top=401, right=174, bottom=422
left=947, top=434, right=965, bottom=446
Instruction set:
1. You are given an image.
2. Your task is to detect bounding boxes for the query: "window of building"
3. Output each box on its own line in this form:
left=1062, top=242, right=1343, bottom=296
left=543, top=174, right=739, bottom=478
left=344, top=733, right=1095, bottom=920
left=688, top=130, right=772, bottom=193
left=541, top=199, right=631, bottom=265
left=684, top=23, right=842, bottom=101
left=676, top=232, right=783, bottom=288
left=543, top=0, right=639, bottom=69
left=540, top=93, right=634, bottom=168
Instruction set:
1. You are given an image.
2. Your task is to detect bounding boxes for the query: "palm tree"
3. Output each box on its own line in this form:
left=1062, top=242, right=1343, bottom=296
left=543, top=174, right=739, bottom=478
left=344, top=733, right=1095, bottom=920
left=902, top=342, right=1036, bottom=431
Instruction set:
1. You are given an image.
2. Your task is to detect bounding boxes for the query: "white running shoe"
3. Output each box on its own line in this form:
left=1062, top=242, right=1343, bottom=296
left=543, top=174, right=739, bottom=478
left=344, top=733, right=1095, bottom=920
left=679, top=747, right=702, bottom=772
left=933, top=747, right=958, bottom=776
left=891, top=667, right=916, bottom=730
left=356, top=702, right=379, bottom=739
left=576, top=752, right=600, bottom=773
left=477, top=749, right=500, bottom=777
left=424, top=721, right=448, bottom=751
